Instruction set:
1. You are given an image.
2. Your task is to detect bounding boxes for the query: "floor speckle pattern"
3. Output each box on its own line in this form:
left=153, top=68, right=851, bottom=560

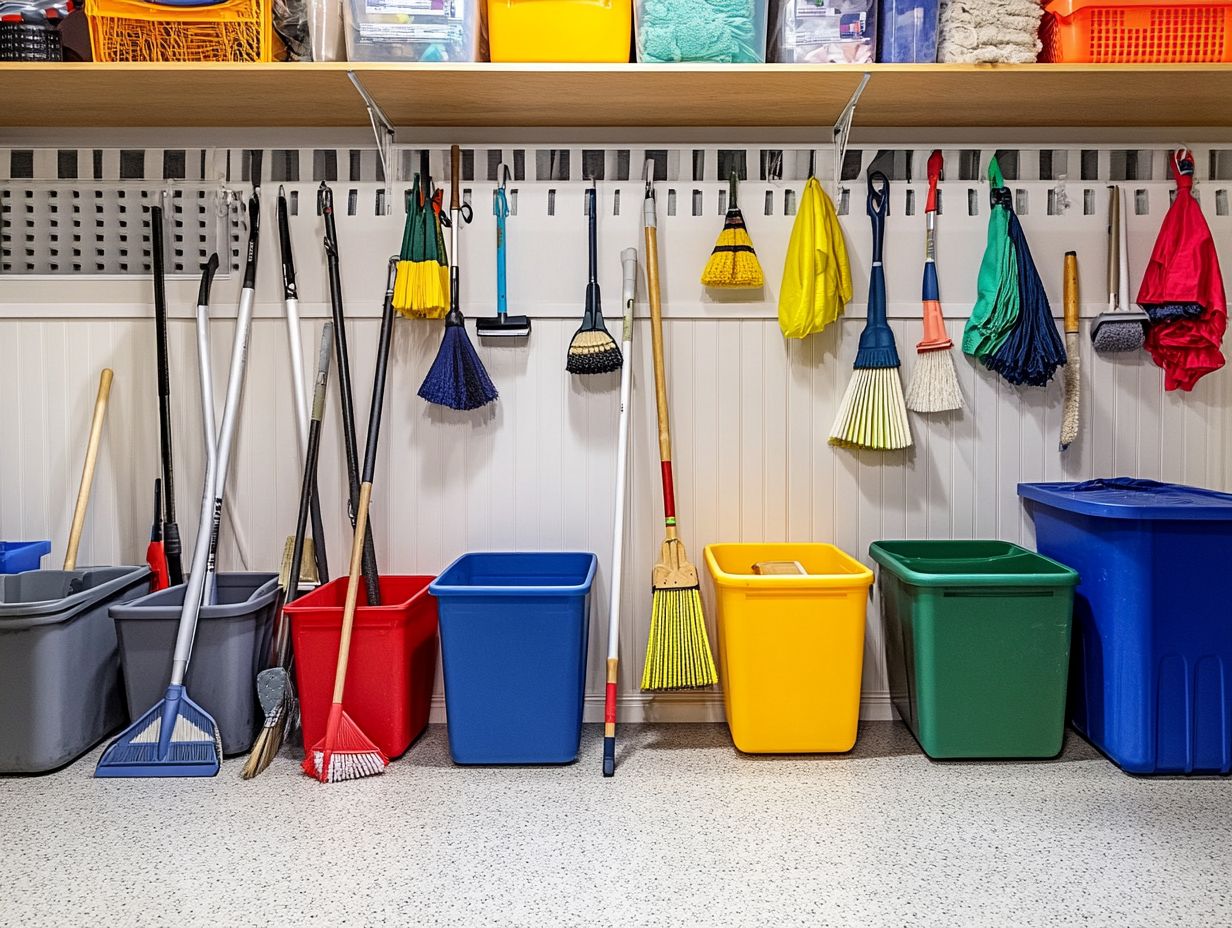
left=1, top=723, right=1228, bottom=927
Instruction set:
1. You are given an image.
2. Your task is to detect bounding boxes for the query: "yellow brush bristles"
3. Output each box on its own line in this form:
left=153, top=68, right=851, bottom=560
left=829, top=367, right=913, bottom=451
left=641, top=587, right=718, bottom=691
left=701, top=209, right=764, bottom=289
left=393, top=261, right=448, bottom=320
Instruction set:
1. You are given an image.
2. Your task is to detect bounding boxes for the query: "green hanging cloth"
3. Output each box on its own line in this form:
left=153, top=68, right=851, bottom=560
left=963, top=158, right=1021, bottom=359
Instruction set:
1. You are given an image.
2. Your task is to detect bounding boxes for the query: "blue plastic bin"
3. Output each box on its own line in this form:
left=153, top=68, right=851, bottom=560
left=430, top=552, right=597, bottom=764
left=877, top=0, right=937, bottom=62
left=1019, top=478, right=1232, bottom=775
left=0, top=541, right=52, bottom=574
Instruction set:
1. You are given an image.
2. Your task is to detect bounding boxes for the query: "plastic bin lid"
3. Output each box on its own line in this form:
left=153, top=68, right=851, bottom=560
left=1018, top=478, right=1232, bottom=520
left=869, top=540, right=1078, bottom=587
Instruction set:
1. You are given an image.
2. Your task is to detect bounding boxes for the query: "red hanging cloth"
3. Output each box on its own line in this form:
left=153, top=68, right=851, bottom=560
left=1137, top=151, right=1227, bottom=391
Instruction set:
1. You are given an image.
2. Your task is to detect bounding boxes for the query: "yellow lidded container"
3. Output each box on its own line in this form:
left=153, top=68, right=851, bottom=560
left=487, top=0, right=632, bottom=62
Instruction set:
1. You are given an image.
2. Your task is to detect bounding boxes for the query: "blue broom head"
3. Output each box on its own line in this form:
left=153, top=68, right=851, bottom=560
left=985, top=212, right=1067, bottom=386
left=418, top=309, right=499, bottom=411
left=854, top=269, right=901, bottom=370
left=94, top=684, right=221, bottom=778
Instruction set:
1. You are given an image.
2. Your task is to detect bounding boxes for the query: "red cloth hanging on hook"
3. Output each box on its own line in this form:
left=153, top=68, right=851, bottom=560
left=1137, top=152, right=1227, bottom=391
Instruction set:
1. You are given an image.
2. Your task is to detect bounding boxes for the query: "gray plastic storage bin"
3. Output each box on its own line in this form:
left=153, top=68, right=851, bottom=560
left=110, top=573, right=280, bottom=756
left=0, top=566, right=152, bottom=774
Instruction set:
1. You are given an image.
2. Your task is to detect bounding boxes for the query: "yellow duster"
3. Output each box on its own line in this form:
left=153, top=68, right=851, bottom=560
left=778, top=176, right=852, bottom=339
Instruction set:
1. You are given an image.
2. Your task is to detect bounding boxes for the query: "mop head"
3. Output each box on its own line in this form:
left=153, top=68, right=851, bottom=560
left=701, top=208, right=764, bottom=289
left=905, top=348, right=964, bottom=413
left=641, top=538, right=718, bottom=691
left=302, top=705, right=388, bottom=783
left=418, top=313, right=499, bottom=411
left=241, top=668, right=299, bottom=780
left=1091, top=313, right=1148, bottom=352
left=95, top=684, right=221, bottom=778
left=566, top=327, right=623, bottom=375
left=829, top=367, right=913, bottom=451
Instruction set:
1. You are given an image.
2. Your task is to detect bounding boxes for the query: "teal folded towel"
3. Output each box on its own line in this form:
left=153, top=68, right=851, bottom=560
left=638, top=0, right=763, bottom=62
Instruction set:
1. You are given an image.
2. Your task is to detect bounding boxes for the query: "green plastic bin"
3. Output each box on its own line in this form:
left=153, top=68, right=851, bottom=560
left=870, top=540, right=1079, bottom=759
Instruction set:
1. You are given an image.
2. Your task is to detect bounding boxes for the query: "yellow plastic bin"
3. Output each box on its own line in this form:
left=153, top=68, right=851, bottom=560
left=704, top=543, right=873, bottom=753
left=487, top=0, right=632, bottom=62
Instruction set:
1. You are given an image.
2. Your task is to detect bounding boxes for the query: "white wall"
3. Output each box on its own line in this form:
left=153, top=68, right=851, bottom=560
left=3, top=144, right=1231, bottom=721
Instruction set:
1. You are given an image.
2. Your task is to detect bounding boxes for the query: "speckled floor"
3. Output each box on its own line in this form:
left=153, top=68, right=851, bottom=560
left=1, top=723, right=1228, bottom=927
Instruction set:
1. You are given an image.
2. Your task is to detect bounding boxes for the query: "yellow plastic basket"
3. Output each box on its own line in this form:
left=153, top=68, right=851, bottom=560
left=87, top=0, right=272, bottom=62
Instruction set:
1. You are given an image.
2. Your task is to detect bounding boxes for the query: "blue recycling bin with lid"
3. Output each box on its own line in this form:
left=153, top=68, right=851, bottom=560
left=1019, top=478, right=1232, bottom=775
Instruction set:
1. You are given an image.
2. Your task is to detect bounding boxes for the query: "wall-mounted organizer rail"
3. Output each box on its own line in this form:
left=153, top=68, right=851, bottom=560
left=2, top=137, right=1230, bottom=723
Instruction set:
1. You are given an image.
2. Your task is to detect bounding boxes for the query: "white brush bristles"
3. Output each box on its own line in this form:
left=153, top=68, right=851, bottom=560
left=309, top=750, right=386, bottom=783
left=905, top=348, right=965, bottom=414
left=829, top=367, right=913, bottom=451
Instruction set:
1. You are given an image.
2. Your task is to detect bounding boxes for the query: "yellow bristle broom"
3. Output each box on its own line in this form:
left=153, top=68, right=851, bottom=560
left=642, top=161, right=718, bottom=692
left=701, top=173, right=764, bottom=289
left=392, top=174, right=448, bottom=319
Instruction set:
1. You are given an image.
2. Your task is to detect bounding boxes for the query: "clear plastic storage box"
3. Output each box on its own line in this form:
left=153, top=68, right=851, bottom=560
left=345, top=0, right=482, bottom=61
left=636, top=0, right=770, bottom=62
left=769, top=0, right=874, bottom=63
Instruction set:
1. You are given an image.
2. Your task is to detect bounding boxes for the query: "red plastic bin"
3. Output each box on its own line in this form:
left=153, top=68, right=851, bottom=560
left=1042, top=0, right=1232, bottom=62
left=285, top=575, right=438, bottom=760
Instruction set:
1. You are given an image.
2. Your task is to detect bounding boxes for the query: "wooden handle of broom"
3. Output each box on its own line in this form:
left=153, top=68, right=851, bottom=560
left=65, top=368, right=113, bottom=571
left=1064, top=252, right=1080, bottom=335
left=332, top=480, right=373, bottom=703
left=450, top=145, right=461, bottom=211
left=643, top=225, right=672, bottom=464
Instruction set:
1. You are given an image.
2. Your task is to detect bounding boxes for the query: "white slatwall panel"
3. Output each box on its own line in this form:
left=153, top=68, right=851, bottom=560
left=3, top=149, right=1232, bottom=721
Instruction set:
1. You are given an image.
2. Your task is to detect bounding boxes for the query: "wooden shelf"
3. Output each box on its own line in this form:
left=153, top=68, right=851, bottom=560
left=4, top=62, right=1232, bottom=129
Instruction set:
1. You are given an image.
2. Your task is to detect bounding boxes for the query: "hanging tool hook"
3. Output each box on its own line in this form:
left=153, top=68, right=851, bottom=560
left=643, top=157, right=656, bottom=199
left=832, top=72, right=871, bottom=197
left=498, top=162, right=512, bottom=191
left=347, top=71, right=396, bottom=195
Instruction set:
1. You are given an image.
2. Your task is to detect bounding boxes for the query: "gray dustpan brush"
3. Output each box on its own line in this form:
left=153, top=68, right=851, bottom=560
left=1092, top=185, right=1148, bottom=353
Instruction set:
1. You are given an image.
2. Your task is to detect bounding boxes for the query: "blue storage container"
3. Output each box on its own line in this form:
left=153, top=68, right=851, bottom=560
left=0, top=541, right=52, bottom=574
left=876, top=0, right=937, bottom=62
left=1019, top=478, right=1232, bottom=776
left=430, top=552, right=597, bottom=764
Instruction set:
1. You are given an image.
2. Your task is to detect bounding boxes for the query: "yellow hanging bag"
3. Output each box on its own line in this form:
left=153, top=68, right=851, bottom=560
left=778, top=176, right=852, bottom=339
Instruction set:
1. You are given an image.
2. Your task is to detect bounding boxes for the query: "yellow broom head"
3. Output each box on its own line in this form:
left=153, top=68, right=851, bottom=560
left=701, top=208, right=764, bottom=289
left=829, top=367, right=913, bottom=451
left=394, top=260, right=448, bottom=320
left=641, top=537, right=717, bottom=691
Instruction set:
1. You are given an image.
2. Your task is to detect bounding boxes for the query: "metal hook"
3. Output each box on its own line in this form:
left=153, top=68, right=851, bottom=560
left=643, top=157, right=655, bottom=195
left=767, top=150, right=784, bottom=183
left=498, top=162, right=512, bottom=190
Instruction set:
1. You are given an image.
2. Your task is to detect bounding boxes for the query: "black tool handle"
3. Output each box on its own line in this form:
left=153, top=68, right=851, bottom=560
left=151, top=204, right=182, bottom=586
left=287, top=324, right=333, bottom=605
left=320, top=182, right=380, bottom=606
left=362, top=259, right=399, bottom=487
left=277, top=188, right=297, bottom=301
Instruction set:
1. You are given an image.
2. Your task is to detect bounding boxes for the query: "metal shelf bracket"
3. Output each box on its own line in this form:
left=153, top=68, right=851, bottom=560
left=832, top=71, right=871, bottom=194
left=348, top=70, right=396, bottom=192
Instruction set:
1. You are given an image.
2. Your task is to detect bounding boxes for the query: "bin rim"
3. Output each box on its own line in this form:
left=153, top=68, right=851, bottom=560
left=283, top=574, right=437, bottom=614
left=1019, top=478, right=1232, bottom=521
left=869, top=540, right=1078, bottom=588
left=429, top=551, right=598, bottom=597
left=0, top=540, right=52, bottom=559
left=0, top=565, right=151, bottom=627
left=110, top=572, right=282, bottom=621
left=703, top=543, right=873, bottom=589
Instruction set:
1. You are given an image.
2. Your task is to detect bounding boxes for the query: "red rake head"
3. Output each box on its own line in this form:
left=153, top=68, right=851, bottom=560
left=302, top=705, right=388, bottom=784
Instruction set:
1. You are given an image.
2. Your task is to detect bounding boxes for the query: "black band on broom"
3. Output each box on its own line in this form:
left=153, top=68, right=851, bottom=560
left=418, top=145, right=498, bottom=412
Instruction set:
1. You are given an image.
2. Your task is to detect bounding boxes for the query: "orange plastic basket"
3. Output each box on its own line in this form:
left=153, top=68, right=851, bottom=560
left=87, top=0, right=272, bottom=61
left=1042, top=0, right=1232, bottom=62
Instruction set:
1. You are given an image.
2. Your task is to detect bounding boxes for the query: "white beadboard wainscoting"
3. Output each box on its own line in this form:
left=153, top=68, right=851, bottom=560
left=3, top=143, right=1232, bottom=722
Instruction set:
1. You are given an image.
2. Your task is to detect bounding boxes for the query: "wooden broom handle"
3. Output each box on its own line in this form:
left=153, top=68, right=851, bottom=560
left=1064, top=252, right=1080, bottom=335
left=332, top=480, right=373, bottom=703
left=643, top=225, right=672, bottom=464
left=65, top=368, right=113, bottom=571
left=450, top=145, right=461, bottom=211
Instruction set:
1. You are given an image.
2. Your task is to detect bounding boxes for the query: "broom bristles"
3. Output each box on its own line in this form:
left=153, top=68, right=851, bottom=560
left=418, top=321, right=499, bottom=411
left=641, top=586, right=717, bottom=691
left=829, top=367, right=913, bottom=450
left=566, top=329, right=623, bottom=375
left=302, top=707, right=387, bottom=784
left=701, top=210, right=764, bottom=289
left=905, top=348, right=964, bottom=414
